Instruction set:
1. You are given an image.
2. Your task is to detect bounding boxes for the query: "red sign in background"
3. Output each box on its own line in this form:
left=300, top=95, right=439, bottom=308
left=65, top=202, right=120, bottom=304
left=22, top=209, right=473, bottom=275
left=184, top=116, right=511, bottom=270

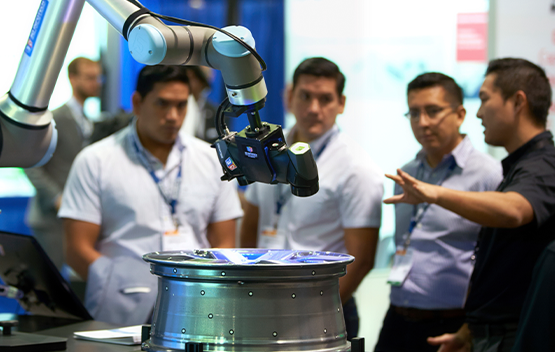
left=457, top=13, right=488, bottom=62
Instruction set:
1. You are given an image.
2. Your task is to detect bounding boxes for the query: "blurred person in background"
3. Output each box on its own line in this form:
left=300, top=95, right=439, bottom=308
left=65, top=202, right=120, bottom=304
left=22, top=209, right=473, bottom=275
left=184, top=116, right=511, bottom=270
left=25, top=57, right=102, bottom=270
left=240, top=57, right=383, bottom=341
left=59, top=65, right=242, bottom=325
left=184, top=66, right=219, bottom=144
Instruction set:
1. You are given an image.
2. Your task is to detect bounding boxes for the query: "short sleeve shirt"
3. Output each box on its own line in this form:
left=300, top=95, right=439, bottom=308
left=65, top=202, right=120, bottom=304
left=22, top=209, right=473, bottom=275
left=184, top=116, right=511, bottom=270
left=59, top=122, right=243, bottom=259
left=465, top=131, right=555, bottom=325
left=245, top=125, right=384, bottom=253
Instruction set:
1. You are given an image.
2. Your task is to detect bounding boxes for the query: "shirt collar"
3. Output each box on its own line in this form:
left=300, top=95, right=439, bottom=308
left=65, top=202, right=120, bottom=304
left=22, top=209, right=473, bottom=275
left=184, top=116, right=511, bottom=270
left=129, top=117, right=185, bottom=167
left=416, top=135, right=472, bottom=169
left=501, top=131, right=554, bottom=176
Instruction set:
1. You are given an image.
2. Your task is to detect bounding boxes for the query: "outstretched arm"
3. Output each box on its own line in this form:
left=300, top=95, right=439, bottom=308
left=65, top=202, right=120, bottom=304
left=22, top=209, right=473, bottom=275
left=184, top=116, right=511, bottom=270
left=384, top=169, right=534, bottom=228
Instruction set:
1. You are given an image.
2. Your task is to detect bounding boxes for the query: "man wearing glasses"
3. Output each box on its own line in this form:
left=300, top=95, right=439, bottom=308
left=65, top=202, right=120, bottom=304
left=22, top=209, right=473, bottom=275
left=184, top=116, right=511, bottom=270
left=374, top=72, right=502, bottom=352
left=384, top=59, right=555, bottom=352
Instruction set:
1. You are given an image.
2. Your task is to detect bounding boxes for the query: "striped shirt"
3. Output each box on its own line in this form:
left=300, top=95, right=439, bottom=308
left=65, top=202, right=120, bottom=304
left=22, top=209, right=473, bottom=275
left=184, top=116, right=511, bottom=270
left=390, top=136, right=502, bottom=309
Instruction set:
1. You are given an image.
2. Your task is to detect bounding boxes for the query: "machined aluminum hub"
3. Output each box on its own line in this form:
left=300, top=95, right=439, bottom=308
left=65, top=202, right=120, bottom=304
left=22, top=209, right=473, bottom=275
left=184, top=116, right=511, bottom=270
left=142, top=249, right=354, bottom=352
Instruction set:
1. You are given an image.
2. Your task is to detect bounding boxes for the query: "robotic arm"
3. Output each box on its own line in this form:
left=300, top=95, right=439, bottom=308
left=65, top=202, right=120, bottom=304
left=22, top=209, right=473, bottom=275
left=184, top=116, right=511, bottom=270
left=0, top=0, right=318, bottom=196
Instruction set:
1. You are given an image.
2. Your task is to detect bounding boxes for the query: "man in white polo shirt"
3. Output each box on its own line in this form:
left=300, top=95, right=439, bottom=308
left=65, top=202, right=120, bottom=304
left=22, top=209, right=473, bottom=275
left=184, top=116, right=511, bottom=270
left=240, top=57, right=384, bottom=340
left=59, top=65, right=242, bottom=325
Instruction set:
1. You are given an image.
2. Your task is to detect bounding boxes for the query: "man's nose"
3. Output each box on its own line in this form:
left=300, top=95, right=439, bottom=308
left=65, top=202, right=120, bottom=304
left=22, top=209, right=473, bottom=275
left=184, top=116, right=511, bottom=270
left=417, top=112, right=432, bottom=127
left=476, top=105, right=484, bottom=120
left=308, top=98, right=320, bottom=113
left=166, top=106, right=180, bottom=121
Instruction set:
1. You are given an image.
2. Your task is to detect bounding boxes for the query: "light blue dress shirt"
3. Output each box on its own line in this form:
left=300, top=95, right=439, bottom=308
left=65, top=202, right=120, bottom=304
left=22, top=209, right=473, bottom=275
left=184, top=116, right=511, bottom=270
left=390, top=136, right=502, bottom=309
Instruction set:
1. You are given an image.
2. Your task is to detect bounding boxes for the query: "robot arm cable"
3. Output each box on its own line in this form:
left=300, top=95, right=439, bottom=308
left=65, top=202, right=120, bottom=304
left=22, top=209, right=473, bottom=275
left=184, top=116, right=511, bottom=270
left=124, top=0, right=267, bottom=71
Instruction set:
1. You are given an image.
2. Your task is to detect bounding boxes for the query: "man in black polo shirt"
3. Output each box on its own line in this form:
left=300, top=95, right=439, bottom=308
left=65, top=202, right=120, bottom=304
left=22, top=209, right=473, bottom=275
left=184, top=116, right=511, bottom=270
left=511, top=239, right=555, bottom=351
left=384, top=57, right=555, bottom=352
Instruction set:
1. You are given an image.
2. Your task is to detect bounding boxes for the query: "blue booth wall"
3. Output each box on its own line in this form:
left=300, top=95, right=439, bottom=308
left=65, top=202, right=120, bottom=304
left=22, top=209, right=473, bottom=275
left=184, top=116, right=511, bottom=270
left=0, top=197, right=32, bottom=236
left=118, top=0, right=285, bottom=132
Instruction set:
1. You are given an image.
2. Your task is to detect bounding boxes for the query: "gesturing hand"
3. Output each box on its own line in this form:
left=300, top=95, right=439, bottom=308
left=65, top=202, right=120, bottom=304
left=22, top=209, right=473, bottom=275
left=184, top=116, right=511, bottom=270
left=383, top=169, right=442, bottom=205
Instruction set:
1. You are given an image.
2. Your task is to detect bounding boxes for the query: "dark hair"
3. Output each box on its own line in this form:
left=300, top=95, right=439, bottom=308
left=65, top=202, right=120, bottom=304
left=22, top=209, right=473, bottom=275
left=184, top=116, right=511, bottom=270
left=407, top=72, right=464, bottom=106
left=185, top=66, right=210, bottom=88
left=486, top=58, right=552, bottom=126
left=135, top=65, right=190, bottom=98
left=68, top=57, right=98, bottom=76
left=292, top=57, right=346, bottom=97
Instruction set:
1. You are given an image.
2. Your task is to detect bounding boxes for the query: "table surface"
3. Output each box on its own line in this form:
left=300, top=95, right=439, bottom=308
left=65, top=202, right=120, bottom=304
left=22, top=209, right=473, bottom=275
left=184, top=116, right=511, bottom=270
left=38, top=320, right=142, bottom=352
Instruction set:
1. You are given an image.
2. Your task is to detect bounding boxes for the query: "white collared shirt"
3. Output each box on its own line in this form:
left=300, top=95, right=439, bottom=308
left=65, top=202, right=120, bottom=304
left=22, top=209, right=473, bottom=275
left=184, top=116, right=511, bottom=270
left=245, top=124, right=384, bottom=253
left=59, top=120, right=243, bottom=258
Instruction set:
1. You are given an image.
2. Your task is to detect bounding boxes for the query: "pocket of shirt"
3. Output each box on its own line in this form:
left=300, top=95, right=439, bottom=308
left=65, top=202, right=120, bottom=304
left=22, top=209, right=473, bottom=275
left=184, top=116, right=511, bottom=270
left=84, top=256, right=113, bottom=318
left=85, top=255, right=157, bottom=325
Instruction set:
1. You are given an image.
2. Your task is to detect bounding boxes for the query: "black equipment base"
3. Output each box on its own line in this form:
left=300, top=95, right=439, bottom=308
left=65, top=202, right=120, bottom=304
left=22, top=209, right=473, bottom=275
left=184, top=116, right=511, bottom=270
left=0, top=331, right=67, bottom=351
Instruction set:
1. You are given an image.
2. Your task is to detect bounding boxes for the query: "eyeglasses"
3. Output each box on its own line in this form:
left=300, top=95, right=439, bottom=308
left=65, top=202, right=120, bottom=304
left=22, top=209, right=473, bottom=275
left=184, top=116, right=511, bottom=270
left=404, top=105, right=455, bottom=122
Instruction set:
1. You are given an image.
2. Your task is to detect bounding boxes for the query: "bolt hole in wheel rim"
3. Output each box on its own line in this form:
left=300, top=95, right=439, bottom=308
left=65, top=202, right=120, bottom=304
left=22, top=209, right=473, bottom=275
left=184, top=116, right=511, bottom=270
left=142, top=249, right=354, bottom=351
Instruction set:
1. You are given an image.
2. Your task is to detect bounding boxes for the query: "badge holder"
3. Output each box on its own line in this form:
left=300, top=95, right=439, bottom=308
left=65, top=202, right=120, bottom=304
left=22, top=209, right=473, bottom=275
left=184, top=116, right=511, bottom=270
left=387, top=244, right=415, bottom=286
left=259, top=226, right=287, bottom=249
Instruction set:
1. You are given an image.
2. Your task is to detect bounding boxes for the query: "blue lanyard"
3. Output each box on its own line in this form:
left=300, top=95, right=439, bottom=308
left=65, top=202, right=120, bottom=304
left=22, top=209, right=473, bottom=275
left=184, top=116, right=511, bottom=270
left=404, top=157, right=458, bottom=246
left=275, top=129, right=337, bottom=218
left=131, top=134, right=184, bottom=226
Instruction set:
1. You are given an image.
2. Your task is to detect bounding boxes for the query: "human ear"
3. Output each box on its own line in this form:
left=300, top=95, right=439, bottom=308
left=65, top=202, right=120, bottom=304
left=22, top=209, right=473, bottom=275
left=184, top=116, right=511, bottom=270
left=338, top=95, right=346, bottom=114
left=68, top=73, right=78, bottom=88
left=285, top=84, right=293, bottom=112
left=513, top=91, right=528, bottom=115
left=456, top=105, right=466, bottom=127
left=131, top=92, right=142, bottom=116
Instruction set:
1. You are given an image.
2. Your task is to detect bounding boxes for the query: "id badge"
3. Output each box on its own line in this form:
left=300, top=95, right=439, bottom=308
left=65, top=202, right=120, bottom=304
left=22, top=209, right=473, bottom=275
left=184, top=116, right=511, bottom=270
left=259, top=226, right=287, bottom=249
left=387, top=247, right=414, bottom=286
left=162, top=222, right=197, bottom=251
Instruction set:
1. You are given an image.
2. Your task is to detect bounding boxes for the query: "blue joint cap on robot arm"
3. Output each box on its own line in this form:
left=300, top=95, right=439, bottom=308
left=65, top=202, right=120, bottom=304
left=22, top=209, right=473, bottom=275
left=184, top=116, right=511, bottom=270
left=128, top=24, right=168, bottom=65
left=212, top=26, right=255, bottom=58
